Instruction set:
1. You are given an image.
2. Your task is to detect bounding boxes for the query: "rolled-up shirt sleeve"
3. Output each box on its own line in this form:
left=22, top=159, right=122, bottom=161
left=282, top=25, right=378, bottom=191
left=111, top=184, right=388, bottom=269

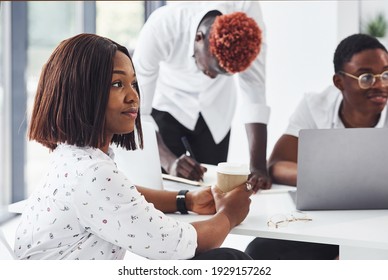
left=285, top=95, right=317, bottom=137
left=236, top=1, right=270, bottom=125
left=73, top=162, right=197, bottom=260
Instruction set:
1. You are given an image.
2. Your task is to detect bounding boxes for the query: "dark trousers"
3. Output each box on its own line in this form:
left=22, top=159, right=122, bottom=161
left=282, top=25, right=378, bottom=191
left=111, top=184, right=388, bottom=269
left=192, top=247, right=252, bottom=260
left=245, top=237, right=339, bottom=260
left=152, top=109, right=230, bottom=165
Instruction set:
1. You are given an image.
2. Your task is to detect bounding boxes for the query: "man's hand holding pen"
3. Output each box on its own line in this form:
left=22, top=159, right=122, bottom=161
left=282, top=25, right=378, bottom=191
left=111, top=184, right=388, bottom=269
left=169, top=155, right=207, bottom=181
left=167, top=136, right=207, bottom=181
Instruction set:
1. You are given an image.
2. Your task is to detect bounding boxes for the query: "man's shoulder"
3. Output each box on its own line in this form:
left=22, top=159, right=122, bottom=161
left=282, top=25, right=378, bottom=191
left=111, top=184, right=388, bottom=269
left=303, top=86, right=340, bottom=109
left=148, top=3, right=200, bottom=21
left=297, top=86, right=341, bottom=129
left=144, top=4, right=200, bottom=36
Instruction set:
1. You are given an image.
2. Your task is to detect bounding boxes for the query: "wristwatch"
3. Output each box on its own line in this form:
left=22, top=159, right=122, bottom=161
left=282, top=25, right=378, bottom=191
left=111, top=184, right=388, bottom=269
left=176, top=190, right=189, bottom=214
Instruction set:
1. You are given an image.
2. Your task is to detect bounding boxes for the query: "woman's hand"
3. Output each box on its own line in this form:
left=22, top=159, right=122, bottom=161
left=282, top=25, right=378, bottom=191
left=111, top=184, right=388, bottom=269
left=186, top=187, right=215, bottom=215
left=211, top=184, right=252, bottom=229
left=190, top=184, right=252, bottom=253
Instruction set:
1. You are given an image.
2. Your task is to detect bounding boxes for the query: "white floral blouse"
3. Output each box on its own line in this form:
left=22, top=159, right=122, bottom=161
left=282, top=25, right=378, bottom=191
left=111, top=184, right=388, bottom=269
left=14, top=144, right=197, bottom=260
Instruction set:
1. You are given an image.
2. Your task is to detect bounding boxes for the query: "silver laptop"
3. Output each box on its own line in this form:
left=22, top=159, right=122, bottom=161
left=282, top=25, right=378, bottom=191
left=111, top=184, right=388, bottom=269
left=112, top=121, right=164, bottom=190
left=296, top=128, right=388, bottom=210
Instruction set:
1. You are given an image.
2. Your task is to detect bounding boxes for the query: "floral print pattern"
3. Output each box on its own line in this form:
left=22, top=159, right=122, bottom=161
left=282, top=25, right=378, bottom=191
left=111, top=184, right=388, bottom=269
left=14, top=144, right=197, bottom=260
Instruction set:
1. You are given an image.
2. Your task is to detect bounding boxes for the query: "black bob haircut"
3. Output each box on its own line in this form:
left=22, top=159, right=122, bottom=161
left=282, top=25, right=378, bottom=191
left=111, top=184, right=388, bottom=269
left=29, top=33, right=143, bottom=151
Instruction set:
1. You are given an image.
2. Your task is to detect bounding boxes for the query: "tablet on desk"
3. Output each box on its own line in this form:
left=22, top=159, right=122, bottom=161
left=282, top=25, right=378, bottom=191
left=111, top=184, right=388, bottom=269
left=162, top=174, right=213, bottom=187
left=163, top=164, right=217, bottom=187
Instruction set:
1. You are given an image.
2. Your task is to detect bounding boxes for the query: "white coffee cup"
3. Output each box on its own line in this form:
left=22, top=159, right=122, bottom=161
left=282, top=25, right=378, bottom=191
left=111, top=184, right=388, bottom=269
left=216, top=162, right=250, bottom=193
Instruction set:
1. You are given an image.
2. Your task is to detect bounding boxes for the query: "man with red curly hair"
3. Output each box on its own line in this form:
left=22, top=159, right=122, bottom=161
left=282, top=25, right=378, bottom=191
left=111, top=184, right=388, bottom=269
left=133, top=2, right=271, bottom=191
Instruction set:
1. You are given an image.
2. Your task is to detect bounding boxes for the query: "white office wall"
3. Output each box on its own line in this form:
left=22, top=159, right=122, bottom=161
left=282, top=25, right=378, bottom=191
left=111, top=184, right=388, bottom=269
left=228, top=1, right=349, bottom=164
left=22, top=1, right=364, bottom=193
left=360, top=0, right=388, bottom=30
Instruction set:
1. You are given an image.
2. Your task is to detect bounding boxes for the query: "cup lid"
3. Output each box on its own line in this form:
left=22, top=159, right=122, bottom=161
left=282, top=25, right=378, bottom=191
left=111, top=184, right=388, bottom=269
left=216, top=162, right=250, bottom=175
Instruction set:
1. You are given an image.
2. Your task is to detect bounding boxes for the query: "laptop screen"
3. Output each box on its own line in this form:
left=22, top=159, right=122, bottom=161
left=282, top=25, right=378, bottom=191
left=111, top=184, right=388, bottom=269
left=297, top=128, right=388, bottom=210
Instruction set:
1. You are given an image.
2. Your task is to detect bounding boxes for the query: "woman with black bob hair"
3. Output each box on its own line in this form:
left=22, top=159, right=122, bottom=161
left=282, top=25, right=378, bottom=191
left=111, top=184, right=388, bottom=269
left=15, top=33, right=253, bottom=260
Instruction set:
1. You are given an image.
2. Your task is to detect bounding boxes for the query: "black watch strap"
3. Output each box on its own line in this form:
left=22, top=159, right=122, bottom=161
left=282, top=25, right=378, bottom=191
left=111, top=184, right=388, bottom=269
left=176, top=190, right=189, bottom=214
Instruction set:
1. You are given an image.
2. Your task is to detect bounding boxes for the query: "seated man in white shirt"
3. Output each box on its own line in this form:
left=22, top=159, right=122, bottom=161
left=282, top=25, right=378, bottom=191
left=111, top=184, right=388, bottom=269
left=133, top=2, right=271, bottom=191
left=269, top=33, right=388, bottom=187
left=245, top=33, right=388, bottom=259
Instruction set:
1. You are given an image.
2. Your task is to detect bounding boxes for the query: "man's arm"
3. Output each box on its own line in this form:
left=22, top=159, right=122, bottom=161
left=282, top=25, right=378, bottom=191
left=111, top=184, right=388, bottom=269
left=233, top=1, right=270, bottom=191
left=268, top=91, right=319, bottom=186
left=245, top=123, right=271, bottom=190
left=268, top=134, right=299, bottom=186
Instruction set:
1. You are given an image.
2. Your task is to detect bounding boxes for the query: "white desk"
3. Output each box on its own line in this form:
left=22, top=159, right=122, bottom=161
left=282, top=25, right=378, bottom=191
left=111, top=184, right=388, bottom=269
left=167, top=184, right=388, bottom=260
left=9, top=169, right=388, bottom=260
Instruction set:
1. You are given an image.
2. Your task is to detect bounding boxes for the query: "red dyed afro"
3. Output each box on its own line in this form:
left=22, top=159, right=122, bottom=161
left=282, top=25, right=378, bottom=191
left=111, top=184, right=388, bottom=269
left=209, top=12, right=262, bottom=73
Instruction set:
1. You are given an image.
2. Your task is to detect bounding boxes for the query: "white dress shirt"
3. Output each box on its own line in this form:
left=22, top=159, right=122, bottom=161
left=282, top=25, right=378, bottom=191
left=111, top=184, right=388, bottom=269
left=285, top=86, right=388, bottom=137
left=14, top=144, right=197, bottom=260
left=133, top=1, right=270, bottom=144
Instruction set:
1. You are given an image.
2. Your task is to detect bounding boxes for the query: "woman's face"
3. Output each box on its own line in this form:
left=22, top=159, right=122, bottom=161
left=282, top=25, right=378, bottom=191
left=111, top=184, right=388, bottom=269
left=104, top=51, right=139, bottom=141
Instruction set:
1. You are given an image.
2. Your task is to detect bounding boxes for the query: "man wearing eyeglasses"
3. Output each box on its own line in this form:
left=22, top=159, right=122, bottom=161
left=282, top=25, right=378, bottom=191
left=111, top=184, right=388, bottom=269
left=268, top=33, right=388, bottom=187
left=245, top=33, right=388, bottom=260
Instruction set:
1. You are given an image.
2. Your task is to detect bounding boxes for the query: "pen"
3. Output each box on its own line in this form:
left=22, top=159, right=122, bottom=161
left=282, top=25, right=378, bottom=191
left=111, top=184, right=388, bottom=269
left=181, top=136, right=205, bottom=182
left=181, top=136, right=196, bottom=161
